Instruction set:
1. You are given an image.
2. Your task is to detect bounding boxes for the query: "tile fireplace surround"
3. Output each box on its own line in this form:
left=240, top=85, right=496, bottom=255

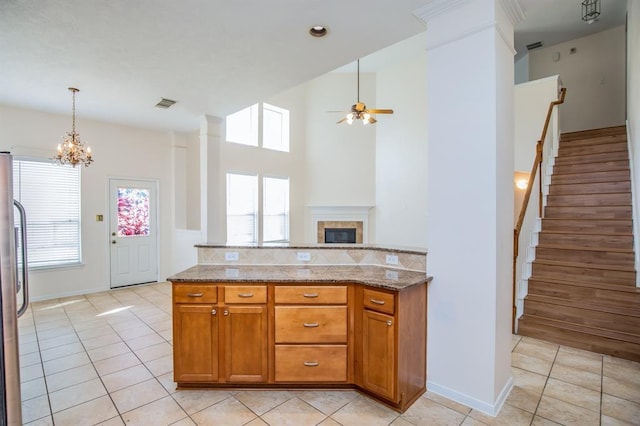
left=317, top=221, right=364, bottom=244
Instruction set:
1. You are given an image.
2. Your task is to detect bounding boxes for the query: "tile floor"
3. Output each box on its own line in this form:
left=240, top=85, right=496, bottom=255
left=18, top=282, right=640, bottom=425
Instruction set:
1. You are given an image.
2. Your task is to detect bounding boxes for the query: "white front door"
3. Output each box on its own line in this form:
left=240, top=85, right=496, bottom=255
left=109, top=179, right=158, bottom=288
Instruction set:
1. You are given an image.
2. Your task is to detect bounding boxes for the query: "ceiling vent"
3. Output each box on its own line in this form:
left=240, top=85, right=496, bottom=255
left=526, top=41, right=544, bottom=50
left=155, top=98, right=177, bottom=109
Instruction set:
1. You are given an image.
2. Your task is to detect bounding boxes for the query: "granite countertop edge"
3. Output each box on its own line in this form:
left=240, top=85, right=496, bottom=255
left=168, top=265, right=433, bottom=292
left=194, top=243, right=427, bottom=256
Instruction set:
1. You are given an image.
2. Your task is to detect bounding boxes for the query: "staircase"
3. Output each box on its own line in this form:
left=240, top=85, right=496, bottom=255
left=518, top=125, right=640, bottom=362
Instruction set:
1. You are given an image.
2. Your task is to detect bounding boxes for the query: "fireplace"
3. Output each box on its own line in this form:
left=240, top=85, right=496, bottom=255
left=324, top=228, right=357, bottom=244
left=317, top=221, right=363, bottom=244
left=309, top=206, right=371, bottom=244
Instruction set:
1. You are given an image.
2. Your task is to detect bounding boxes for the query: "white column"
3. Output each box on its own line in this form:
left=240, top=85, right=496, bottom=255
left=416, top=0, right=523, bottom=415
left=199, top=115, right=225, bottom=243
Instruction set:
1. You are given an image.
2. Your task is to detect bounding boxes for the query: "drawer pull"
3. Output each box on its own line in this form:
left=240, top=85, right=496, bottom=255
left=187, top=293, right=203, bottom=297
left=303, top=293, right=319, bottom=298
left=370, top=298, right=386, bottom=305
left=238, top=293, right=254, bottom=298
left=303, top=361, right=319, bottom=367
left=303, top=322, right=319, bottom=328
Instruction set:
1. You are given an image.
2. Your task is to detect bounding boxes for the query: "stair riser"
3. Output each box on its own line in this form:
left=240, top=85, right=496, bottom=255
left=554, top=151, right=628, bottom=166
left=558, top=141, right=628, bottom=157
left=551, top=170, right=630, bottom=185
left=548, top=181, right=631, bottom=196
left=541, top=219, right=632, bottom=234
left=538, top=233, right=633, bottom=249
left=546, top=193, right=631, bottom=207
left=527, top=281, right=640, bottom=309
left=543, top=206, right=632, bottom=219
left=535, top=247, right=634, bottom=267
left=531, top=263, right=636, bottom=286
left=518, top=318, right=640, bottom=362
left=523, top=300, right=640, bottom=334
left=553, top=160, right=629, bottom=175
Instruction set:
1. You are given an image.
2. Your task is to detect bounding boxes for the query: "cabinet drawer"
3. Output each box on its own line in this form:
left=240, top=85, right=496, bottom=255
left=275, top=345, right=347, bottom=382
left=225, top=286, right=267, bottom=304
left=275, top=306, right=347, bottom=343
left=363, top=288, right=395, bottom=315
left=274, top=286, right=347, bottom=304
left=173, top=284, right=218, bottom=304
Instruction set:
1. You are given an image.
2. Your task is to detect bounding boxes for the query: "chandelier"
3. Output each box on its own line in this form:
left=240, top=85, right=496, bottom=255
left=582, top=0, right=600, bottom=24
left=54, top=87, right=93, bottom=167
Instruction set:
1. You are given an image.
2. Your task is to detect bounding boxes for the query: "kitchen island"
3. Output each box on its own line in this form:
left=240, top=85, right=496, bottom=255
left=168, top=244, right=430, bottom=412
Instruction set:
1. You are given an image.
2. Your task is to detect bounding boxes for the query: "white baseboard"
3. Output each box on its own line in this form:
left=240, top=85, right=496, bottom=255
left=427, top=376, right=513, bottom=416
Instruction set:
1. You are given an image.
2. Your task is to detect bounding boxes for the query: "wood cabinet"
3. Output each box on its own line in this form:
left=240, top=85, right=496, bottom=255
left=357, top=284, right=428, bottom=411
left=172, top=283, right=268, bottom=384
left=171, top=280, right=427, bottom=412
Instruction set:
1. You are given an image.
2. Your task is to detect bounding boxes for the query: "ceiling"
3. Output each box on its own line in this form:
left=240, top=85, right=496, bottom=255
left=0, top=0, right=628, bottom=133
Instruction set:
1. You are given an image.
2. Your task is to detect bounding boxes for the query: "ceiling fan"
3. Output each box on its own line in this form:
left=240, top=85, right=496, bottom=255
left=332, top=59, right=394, bottom=125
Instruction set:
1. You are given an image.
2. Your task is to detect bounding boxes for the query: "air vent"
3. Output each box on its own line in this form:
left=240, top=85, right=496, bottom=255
left=155, top=98, right=177, bottom=109
left=526, top=41, right=543, bottom=50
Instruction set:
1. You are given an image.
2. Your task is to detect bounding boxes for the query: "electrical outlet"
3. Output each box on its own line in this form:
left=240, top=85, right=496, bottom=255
left=297, top=252, right=311, bottom=261
left=225, top=251, right=239, bottom=261
left=386, top=254, right=399, bottom=265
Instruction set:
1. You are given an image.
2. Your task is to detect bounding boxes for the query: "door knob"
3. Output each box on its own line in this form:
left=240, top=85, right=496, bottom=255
left=111, top=232, right=116, bottom=236
left=111, top=240, right=116, bottom=244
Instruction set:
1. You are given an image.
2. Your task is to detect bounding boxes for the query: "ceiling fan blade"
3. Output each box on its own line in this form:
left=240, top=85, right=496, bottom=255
left=327, top=110, right=348, bottom=113
left=365, top=109, right=394, bottom=114
left=336, top=117, right=347, bottom=124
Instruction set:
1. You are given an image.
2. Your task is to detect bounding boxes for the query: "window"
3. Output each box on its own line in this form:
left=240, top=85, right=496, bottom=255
left=226, top=173, right=258, bottom=244
left=226, top=173, right=290, bottom=244
left=263, top=177, right=289, bottom=243
left=13, top=159, right=81, bottom=268
left=226, top=103, right=289, bottom=152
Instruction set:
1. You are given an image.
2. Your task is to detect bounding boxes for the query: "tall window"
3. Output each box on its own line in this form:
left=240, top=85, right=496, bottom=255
left=226, top=103, right=290, bottom=152
left=226, top=173, right=290, bottom=244
left=263, top=177, right=289, bottom=243
left=226, top=173, right=258, bottom=244
left=13, top=159, right=81, bottom=268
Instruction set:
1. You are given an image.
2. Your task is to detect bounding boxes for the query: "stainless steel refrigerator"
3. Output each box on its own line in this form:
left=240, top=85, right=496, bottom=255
left=0, top=152, right=29, bottom=425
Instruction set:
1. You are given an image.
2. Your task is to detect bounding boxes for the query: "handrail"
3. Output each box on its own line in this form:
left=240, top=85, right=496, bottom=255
left=512, top=87, right=566, bottom=334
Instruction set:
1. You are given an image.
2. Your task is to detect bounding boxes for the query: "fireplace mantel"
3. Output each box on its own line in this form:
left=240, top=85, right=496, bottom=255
left=308, top=205, right=373, bottom=244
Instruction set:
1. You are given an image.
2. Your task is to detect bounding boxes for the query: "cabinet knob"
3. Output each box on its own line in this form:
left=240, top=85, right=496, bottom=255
left=224, top=310, right=229, bottom=316
left=387, top=320, right=393, bottom=326
left=211, top=309, right=217, bottom=315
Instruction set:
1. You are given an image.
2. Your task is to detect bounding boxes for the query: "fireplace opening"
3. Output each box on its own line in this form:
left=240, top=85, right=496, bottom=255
left=324, top=228, right=357, bottom=244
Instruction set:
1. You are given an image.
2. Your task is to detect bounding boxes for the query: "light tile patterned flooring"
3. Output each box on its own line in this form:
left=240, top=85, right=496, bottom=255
left=18, top=282, right=640, bottom=425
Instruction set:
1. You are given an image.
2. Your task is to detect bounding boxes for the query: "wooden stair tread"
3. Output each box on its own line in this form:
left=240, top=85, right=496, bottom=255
left=519, top=315, right=640, bottom=347
left=560, top=126, right=627, bottom=141
left=525, top=294, right=640, bottom=318
left=533, top=258, right=636, bottom=272
left=536, top=244, right=634, bottom=253
left=527, top=277, right=640, bottom=293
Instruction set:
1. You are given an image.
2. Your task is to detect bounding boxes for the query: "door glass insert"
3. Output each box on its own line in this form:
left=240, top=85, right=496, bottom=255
left=117, top=187, right=150, bottom=237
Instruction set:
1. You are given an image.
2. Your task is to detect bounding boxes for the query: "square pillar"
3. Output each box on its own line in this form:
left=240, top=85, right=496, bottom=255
left=415, top=0, right=523, bottom=415
left=200, top=115, right=225, bottom=243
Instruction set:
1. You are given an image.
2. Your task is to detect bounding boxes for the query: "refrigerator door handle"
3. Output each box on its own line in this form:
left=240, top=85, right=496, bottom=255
left=14, top=199, right=28, bottom=318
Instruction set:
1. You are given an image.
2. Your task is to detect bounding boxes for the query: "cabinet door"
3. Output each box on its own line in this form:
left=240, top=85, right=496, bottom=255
left=174, top=304, right=218, bottom=382
left=223, top=305, right=268, bottom=382
left=362, top=309, right=396, bottom=400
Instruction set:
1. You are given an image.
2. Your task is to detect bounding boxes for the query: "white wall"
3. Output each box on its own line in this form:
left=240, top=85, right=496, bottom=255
left=375, top=54, right=428, bottom=248
left=514, top=75, right=561, bottom=171
left=529, top=26, right=626, bottom=132
left=0, top=104, right=177, bottom=300
left=514, top=53, right=529, bottom=84
left=627, top=0, right=640, bottom=286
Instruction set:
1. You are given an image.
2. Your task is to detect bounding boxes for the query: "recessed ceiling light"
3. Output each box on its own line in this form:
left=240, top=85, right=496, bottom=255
left=309, top=25, right=328, bottom=38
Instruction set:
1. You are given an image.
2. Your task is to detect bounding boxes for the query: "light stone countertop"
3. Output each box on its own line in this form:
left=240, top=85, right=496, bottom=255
left=167, top=264, right=432, bottom=291
left=195, top=243, right=427, bottom=256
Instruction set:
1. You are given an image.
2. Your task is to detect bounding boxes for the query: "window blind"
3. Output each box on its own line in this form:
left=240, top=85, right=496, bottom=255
left=13, top=159, right=81, bottom=268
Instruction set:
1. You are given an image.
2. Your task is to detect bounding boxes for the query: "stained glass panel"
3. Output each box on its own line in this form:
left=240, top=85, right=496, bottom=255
left=117, top=187, right=150, bottom=237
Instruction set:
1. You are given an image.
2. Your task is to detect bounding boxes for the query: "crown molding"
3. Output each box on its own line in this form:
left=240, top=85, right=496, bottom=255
left=498, top=0, right=525, bottom=26
left=412, top=0, right=472, bottom=23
